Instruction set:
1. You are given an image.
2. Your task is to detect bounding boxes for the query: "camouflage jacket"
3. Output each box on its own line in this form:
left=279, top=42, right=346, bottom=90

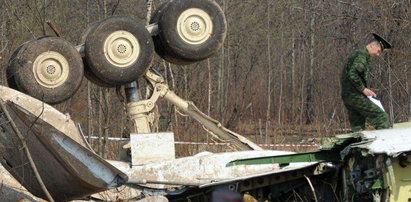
left=341, top=47, right=370, bottom=98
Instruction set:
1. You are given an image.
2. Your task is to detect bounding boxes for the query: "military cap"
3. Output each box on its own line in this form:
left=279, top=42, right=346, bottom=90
left=372, top=33, right=392, bottom=50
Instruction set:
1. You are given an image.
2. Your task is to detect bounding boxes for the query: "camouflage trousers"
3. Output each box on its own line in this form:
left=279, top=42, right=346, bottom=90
left=342, top=94, right=389, bottom=132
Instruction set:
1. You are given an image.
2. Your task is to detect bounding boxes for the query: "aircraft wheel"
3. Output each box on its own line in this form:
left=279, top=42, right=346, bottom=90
left=7, top=37, right=84, bottom=104
left=85, top=16, right=154, bottom=85
left=154, top=0, right=227, bottom=65
left=80, top=21, right=113, bottom=87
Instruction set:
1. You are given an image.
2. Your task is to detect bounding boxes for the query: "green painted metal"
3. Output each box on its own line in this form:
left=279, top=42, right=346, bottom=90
left=371, top=179, right=383, bottom=189
left=226, top=134, right=365, bottom=167
left=226, top=151, right=340, bottom=167
left=320, top=134, right=361, bottom=150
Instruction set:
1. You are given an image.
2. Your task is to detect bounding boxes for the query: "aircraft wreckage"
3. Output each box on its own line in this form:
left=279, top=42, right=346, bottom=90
left=1, top=0, right=411, bottom=201
left=1, top=82, right=411, bottom=202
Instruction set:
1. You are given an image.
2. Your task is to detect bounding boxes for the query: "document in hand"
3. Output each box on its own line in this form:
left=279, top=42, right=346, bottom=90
left=367, top=96, right=385, bottom=112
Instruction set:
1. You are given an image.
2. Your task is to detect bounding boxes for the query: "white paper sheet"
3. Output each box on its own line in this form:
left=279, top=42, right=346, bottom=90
left=367, top=96, right=385, bottom=112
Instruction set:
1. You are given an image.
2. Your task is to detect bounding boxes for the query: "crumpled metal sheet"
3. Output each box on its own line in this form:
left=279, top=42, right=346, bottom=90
left=199, top=162, right=319, bottom=188
left=354, top=128, right=411, bottom=157
left=127, top=150, right=301, bottom=188
left=0, top=86, right=87, bottom=147
left=0, top=86, right=127, bottom=201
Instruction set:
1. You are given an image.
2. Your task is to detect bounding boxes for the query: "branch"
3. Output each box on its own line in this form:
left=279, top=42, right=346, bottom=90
left=336, top=1, right=363, bottom=10
left=4, top=0, right=36, bottom=39
left=304, top=175, right=318, bottom=202
left=111, top=0, right=121, bottom=15
left=0, top=99, right=55, bottom=202
left=46, top=20, right=62, bottom=37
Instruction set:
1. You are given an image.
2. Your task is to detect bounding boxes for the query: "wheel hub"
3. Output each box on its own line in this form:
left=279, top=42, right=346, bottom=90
left=177, top=8, right=213, bottom=45
left=190, top=22, right=200, bottom=31
left=46, top=65, right=56, bottom=74
left=33, top=51, right=69, bottom=88
left=104, top=30, right=140, bottom=68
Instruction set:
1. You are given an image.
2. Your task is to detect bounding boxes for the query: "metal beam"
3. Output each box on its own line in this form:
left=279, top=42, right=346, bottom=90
left=227, top=151, right=340, bottom=167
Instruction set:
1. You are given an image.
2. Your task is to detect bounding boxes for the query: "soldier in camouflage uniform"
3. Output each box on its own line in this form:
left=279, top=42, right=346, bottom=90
left=341, top=33, right=392, bottom=132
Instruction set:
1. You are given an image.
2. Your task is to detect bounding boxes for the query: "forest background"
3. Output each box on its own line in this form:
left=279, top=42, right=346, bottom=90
left=0, top=0, right=410, bottom=158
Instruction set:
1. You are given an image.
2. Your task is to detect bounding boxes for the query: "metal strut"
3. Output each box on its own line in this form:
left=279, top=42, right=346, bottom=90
left=125, top=69, right=262, bottom=151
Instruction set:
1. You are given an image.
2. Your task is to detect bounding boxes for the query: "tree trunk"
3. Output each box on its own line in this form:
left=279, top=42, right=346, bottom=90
left=102, top=88, right=110, bottom=158
left=291, top=31, right=296, bottom=122
left=278, top=12, right=284, bottom=126
left=218, top=0, right=226, bottom=123
left=86, top=0, right=93, bottom=145
left=305, top=10, right=315, bottom=125
left=265, top=0, right=272, bottom=137
left=207, top=59, right=211, bottom=116
left=168, top=64, right=178, bottom=126
left=98, top=87, right=103, bottom=156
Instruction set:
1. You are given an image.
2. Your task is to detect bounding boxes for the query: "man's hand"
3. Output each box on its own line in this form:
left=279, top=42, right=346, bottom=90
left=363, top=88, right=377, bottom=97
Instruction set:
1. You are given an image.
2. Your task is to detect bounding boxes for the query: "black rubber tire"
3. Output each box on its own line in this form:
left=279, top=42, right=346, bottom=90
left=7, top=37, right=84, bottom=104
left=6, top=37, right=53, bottom=89
left=85, top=16, right=154, bottom=85
left=6, top=41, right=31, bottom=90
left=150, top=1, right=191, bottom=65
left=80, top=21, right=114, bottom=88
left=156, top=0, right=227, bottom=65
left=79, top=21, right=102, bottom=45
left=150, top=1, right=171, bottom=60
